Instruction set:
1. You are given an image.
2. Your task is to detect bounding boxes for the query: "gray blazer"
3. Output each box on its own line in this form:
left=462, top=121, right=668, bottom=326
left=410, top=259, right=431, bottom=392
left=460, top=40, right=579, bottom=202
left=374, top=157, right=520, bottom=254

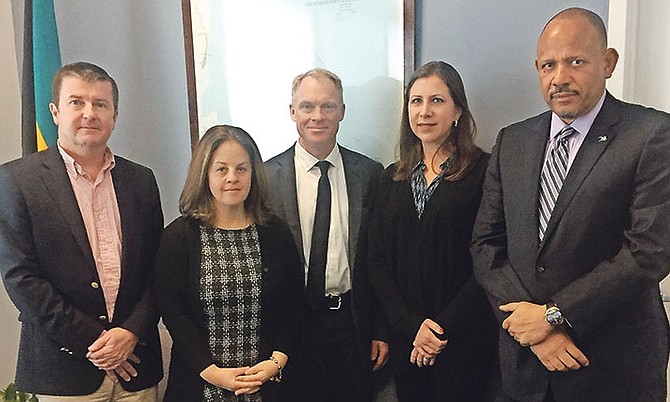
left=472, top=93, right=670, bottom=402
left=0, top=146, right=164, bottom=395
left=264, top=144, right=384, bottom=363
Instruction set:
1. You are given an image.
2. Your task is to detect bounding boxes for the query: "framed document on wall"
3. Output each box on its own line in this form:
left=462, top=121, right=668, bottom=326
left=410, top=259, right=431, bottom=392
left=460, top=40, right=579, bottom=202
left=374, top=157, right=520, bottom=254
left=182, top=0, right=414, bottom=165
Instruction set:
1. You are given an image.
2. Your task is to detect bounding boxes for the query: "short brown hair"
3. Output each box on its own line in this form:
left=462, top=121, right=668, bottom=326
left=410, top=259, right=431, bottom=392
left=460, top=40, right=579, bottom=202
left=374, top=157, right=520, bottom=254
left=51, top=61, right=119, bottom=112
left=179, top=125, right=272, bottom=225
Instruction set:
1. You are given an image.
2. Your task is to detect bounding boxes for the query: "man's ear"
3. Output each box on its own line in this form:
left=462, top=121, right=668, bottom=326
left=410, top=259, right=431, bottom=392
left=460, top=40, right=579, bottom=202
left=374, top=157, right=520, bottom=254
left=289, top=103, right=297, bottom=122
left=603, top=48, right=619, bottom=79
left=338, top=103, right=346, bottom=122
left=49, top=103, right=59, bottom=125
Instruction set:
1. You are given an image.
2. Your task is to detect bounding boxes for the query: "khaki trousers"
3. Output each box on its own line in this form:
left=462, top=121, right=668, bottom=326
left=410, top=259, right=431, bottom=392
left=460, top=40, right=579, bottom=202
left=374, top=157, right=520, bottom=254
left=36, top=376, right=157, bottom=402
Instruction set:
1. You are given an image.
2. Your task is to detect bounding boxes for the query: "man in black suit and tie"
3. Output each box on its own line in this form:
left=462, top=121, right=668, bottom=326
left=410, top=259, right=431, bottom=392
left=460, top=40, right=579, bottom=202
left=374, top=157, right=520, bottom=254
left=265, top=68, right=388, bottom=402
left=0, top=62, right=163, bottom=401
left=471, top=8, right=670, bottom=402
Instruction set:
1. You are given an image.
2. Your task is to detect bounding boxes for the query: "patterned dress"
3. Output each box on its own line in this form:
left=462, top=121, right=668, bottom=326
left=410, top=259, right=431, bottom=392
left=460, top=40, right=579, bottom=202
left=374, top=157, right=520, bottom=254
left=199, top=224, right=263, bottom=402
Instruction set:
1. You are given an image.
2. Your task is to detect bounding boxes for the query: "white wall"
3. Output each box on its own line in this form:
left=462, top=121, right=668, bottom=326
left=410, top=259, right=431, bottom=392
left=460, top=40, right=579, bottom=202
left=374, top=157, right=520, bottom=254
left=608, top=2, right=670, bottom=398
left=1, top=2, right=21, bottom=162
left=632, top=1, right=670, bottom=111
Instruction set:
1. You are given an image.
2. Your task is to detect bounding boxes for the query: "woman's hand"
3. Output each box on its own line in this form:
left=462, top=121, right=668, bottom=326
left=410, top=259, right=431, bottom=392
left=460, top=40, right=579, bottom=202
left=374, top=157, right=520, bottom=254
left=233, top=360, right=279, bottom=394
left=199, top=365, right=262, bottom=394
left=235, top=351, right=288, bottom=395
left=413, top=318, right=448, bottom=357
left=410, top=346, right=436, bottom=367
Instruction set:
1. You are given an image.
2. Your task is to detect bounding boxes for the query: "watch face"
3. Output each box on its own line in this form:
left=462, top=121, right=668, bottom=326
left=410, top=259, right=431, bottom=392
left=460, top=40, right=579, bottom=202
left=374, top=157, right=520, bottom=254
left=546, top=306, right=564, bottom=326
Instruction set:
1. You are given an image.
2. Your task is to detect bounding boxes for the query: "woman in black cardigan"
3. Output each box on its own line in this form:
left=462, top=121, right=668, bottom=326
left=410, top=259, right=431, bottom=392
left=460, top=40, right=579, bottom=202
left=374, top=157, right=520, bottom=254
left=155, top=125, right=303, bottom=402
left=368, top=61, right=497, bottom=401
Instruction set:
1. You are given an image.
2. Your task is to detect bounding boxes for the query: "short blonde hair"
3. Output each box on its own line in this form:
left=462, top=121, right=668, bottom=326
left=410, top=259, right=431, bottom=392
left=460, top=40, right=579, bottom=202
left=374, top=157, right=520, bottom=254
left=291, top=68, right=343, bottom=104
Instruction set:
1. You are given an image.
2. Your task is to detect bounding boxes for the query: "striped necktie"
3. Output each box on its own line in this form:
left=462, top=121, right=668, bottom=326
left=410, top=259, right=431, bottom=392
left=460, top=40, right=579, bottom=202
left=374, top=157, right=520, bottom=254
left=538, top=125, right=576, bottom=241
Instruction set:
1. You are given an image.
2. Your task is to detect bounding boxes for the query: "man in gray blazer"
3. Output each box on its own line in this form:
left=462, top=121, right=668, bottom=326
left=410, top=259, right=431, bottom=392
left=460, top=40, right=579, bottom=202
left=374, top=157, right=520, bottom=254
left=0, top=62, right=163, bottom=400
left=471, top=8, right=670, bottom=402
left=265, top=68, right=388, bottom=402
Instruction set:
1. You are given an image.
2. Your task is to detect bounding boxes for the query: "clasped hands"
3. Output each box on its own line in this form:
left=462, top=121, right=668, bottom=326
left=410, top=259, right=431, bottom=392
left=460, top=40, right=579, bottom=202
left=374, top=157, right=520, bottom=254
left=410, top=318, right=447, bottom=368
left=500, top=301, right=589, bottom=372
left=200, top=357, right=283, bottom=395
left=86, top=327, right=139, bottom=383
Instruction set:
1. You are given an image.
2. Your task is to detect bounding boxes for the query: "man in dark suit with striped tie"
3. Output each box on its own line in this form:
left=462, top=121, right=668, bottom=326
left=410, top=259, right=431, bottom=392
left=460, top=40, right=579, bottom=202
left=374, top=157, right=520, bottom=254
left=472, top=7, right=670, bottom=402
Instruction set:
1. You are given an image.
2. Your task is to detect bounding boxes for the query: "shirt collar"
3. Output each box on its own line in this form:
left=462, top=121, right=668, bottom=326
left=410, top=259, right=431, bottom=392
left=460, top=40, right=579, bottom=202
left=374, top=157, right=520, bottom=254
left=57, top=141, right=116, bottom=179
left=412, top=154, right=456, bottom=174
left=550, top=91, right=607, bottom=138
left=294, top=141, right=342, bottom=172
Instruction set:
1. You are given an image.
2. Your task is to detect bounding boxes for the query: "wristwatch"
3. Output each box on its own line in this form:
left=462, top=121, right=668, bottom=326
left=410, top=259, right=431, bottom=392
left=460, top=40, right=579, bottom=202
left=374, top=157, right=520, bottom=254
left=545, top=302, right=565, bottom=326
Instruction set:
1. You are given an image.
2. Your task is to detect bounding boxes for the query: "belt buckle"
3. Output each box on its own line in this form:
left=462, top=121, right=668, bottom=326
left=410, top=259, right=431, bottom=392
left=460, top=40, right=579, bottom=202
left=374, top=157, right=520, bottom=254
left=327, top=294, right=342, bottom=310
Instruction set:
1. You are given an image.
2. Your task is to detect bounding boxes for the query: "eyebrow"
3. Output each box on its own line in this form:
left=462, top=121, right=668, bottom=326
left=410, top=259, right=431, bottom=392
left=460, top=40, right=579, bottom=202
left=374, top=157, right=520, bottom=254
left=66, top=95, right=111, bottom=104
left=213, top=160, right=250, bottom=166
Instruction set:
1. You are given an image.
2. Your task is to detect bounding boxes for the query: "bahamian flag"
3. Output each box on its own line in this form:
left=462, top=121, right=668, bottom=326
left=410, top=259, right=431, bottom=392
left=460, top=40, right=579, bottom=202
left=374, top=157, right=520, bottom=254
left=22, top=0, right=61, bottom=155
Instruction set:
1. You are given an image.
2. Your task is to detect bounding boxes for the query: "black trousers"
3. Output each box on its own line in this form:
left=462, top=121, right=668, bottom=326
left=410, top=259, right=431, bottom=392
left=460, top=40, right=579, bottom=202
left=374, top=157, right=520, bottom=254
left=494, top=384, right=555, bottom=402
left=292, top=298, right=372, bottom=402
left=395, top=361, right=493, bottom=402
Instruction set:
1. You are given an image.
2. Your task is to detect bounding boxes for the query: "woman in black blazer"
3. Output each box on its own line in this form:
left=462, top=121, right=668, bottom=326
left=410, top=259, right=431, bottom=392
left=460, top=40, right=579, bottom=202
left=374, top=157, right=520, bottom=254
left=155, top=125, right=303, bottom=402
left=368, top=61, right=497, bottom=401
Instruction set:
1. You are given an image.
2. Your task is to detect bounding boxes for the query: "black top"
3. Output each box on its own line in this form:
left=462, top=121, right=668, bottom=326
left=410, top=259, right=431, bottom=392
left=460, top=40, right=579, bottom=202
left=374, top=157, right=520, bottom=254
left=368, top=154, right=497, bottom=375
left=156, top=216, right=304, bottom=402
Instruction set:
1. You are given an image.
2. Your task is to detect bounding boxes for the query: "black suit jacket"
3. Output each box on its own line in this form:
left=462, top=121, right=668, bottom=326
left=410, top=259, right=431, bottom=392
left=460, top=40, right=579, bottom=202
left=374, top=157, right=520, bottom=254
left=264, top=144, right=384, bottom=363
left=472, top=93, right=670, bottom=402
left=0, top=146, right=164, bottom=395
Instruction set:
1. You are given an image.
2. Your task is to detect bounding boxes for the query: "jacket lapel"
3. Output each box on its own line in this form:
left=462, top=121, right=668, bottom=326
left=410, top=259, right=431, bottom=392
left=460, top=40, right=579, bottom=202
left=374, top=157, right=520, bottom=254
left=274, top=148, right=304, bottom=261
left=341, top=147, right=362, bottom=267
left=540, top=94, right=620, bottom=247
left=39, top=147, right=95, bottom=264
left=520, top=114, right=551, bottom=252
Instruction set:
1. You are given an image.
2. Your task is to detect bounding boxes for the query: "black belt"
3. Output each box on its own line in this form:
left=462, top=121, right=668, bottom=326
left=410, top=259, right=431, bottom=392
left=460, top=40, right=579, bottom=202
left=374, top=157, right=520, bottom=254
left=320, top=291, right=351, bottom=311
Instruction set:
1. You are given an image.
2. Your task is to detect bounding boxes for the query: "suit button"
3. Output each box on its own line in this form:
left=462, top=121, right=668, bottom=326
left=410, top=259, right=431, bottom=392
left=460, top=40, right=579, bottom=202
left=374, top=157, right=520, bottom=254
left=91, top=282, right=100, bottom=289
left=99, top=315, right=107, bottom=321
left=537, top=266, right=545, bottom=272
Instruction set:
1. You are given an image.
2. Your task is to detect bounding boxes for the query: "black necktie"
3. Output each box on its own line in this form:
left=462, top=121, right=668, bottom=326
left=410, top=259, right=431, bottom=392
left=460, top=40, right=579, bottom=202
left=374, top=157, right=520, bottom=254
left=306, top=161, right=331, bottom=309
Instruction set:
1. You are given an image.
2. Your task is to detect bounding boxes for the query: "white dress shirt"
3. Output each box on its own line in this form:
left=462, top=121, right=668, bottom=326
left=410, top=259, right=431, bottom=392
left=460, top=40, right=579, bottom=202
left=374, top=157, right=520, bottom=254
left=294, top=142, right=351, bottom=295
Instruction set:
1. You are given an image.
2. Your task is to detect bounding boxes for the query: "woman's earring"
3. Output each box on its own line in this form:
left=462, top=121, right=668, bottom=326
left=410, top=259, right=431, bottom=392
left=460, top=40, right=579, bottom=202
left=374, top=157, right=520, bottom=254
left=453, top=119, right=459, bottom=127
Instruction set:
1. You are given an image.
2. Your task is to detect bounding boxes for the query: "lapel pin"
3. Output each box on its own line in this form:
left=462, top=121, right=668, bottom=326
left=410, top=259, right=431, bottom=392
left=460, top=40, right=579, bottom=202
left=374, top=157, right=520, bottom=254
left=598, top=135, right=608, bottom=143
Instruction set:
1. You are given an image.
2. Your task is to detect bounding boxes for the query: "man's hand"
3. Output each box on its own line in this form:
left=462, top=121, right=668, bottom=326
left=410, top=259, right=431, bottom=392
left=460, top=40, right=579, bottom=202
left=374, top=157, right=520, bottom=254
left=530, top=330, right=589, bottom=372
left=87, top=327, right=138, bottom=370
left=500, top=301, right=552, bottom=346
left=104, top=354, right=140, bottom=383
left=370, top=340, right=389, bottom=371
